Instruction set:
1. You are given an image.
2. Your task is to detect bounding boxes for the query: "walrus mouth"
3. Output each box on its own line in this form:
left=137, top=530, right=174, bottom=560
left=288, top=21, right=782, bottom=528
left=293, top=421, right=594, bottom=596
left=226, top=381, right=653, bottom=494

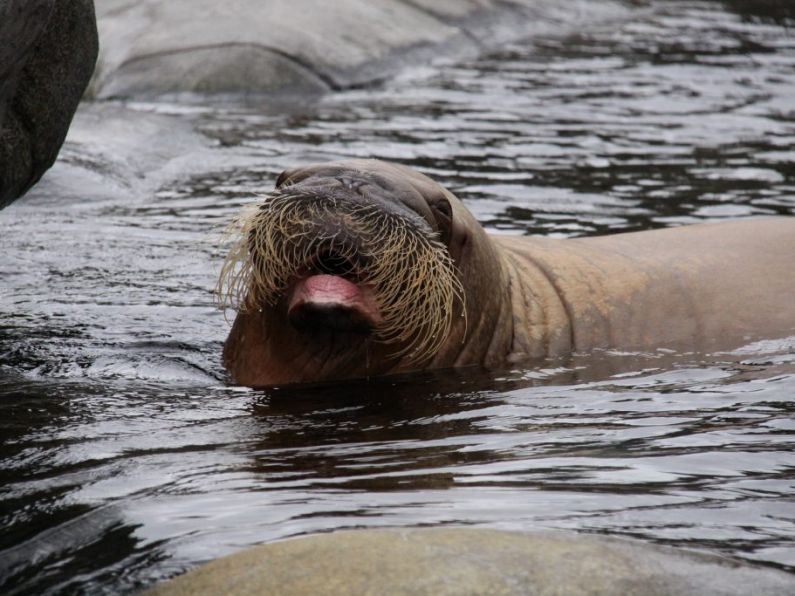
left=287, top=249, right=382, bottom=334
left=287, top=274, right=382, bottom=333
left=216, top=188, right=464, bottom=362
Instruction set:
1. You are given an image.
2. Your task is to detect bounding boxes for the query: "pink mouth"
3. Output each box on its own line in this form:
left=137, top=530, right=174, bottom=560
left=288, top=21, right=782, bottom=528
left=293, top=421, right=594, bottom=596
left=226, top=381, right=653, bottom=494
left=287, top=274, right=382, bottom=333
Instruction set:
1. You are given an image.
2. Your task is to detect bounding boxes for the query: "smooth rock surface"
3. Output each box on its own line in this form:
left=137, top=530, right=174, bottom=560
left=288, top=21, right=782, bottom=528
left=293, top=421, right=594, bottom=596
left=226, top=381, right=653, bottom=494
left=90, top=0, right=630, bottom=99
left=0, top=0, right=98, bottom=209
left=146, top=528, right=795, bottom=595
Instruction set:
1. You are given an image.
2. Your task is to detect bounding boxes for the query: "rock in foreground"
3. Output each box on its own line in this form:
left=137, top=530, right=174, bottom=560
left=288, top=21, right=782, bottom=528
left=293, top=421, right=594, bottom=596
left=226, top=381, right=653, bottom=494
left=146, top=528, right=795, bottom=595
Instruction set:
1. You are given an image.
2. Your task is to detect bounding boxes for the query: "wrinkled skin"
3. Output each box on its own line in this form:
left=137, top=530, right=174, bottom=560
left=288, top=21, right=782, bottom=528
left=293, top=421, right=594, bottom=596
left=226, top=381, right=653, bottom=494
left=222, top=159, right=795, bottom=387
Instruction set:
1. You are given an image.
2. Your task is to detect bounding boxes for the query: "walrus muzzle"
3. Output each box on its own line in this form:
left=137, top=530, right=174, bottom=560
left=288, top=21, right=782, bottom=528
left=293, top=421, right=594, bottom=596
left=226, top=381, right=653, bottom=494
left=217, top=177, right=464, bottom=363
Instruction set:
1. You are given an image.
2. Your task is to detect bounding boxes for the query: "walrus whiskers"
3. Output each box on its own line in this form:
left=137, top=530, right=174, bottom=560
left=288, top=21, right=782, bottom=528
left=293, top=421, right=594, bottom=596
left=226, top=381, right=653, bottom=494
left=216, top=190, right=465, bottom=363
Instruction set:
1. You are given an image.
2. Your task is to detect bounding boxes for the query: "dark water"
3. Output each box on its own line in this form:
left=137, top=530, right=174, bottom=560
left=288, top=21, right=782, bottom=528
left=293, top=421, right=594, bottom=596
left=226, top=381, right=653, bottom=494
left=2, top=1, right=795, bottom=593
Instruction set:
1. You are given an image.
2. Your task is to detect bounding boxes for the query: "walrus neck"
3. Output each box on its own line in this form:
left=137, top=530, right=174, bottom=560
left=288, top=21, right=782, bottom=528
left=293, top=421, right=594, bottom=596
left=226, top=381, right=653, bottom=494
left=495, top=239, right=574, bottom=362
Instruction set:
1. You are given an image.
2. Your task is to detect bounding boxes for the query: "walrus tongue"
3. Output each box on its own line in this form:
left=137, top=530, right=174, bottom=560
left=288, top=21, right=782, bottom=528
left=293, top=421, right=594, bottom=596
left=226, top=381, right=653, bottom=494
left=288, top=275, right=382, bottom=333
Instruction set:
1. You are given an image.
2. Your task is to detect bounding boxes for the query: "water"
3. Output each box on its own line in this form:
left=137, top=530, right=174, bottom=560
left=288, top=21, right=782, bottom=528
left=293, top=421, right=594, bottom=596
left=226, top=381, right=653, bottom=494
left=2, top=1, right=795, bottom=593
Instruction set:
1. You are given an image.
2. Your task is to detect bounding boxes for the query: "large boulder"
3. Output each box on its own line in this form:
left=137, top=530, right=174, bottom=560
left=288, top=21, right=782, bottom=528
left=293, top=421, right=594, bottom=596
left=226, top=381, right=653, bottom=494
left=89, top=0, right=629, bottom=99
left=0, top=0, right=98, bottom=210
left=146, top=528, right=795, bottom=595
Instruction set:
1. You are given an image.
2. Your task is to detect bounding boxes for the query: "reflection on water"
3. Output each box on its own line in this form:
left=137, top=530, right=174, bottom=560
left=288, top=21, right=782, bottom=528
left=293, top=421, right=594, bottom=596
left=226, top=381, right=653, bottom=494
left=1, top=1, right=794, bottom=593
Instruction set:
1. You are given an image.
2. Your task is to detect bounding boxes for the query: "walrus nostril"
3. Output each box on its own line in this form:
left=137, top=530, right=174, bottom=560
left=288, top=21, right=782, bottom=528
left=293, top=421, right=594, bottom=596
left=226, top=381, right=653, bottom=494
left=335, top=176, right=367, bottom=192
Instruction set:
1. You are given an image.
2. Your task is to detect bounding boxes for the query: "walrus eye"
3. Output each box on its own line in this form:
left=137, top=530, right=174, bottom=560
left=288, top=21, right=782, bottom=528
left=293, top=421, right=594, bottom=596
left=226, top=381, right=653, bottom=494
left=429, top=197, right=453, bottom=245
left=276, top=168, right=300, bottom=188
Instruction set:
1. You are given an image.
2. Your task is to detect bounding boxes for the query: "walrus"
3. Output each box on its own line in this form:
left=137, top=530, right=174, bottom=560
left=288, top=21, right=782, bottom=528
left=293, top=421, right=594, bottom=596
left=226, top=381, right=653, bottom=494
left=217, top=159, right=795, bottom=387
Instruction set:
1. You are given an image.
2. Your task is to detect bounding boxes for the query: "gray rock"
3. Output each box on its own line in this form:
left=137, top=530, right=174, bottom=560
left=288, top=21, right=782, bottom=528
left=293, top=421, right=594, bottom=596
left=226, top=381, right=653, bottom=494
left=145, top=528, right=795, bottom=595
left=90, top=0, right=630, bottom=99
left=0, top=0, right=98, bottom=210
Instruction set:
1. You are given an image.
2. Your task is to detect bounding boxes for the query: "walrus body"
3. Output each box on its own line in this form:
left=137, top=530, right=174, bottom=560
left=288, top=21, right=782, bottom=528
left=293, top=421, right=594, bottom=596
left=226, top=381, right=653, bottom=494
left=219, top=160, right=795, bottom=386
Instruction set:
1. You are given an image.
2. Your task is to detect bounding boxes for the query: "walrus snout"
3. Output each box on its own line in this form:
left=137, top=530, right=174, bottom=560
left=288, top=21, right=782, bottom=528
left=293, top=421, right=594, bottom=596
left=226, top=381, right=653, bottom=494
left=217, top=159, right=467, bottom=380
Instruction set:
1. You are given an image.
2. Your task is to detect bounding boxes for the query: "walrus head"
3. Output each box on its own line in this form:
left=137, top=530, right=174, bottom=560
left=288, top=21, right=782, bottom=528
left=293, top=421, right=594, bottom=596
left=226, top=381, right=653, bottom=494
left=218, top=159, right=510, bottom=386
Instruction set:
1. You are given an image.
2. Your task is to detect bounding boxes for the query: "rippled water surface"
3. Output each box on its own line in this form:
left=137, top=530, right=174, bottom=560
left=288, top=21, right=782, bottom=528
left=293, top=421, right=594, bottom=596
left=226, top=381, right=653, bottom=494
left=2, top=1, right=795, bottom=593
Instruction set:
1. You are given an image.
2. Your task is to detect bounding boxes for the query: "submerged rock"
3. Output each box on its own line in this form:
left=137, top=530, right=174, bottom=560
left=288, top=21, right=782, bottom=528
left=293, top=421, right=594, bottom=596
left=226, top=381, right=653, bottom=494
left=0, top=0, right=98, bottom=210
left=146, top=528, right=795, bottom=595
